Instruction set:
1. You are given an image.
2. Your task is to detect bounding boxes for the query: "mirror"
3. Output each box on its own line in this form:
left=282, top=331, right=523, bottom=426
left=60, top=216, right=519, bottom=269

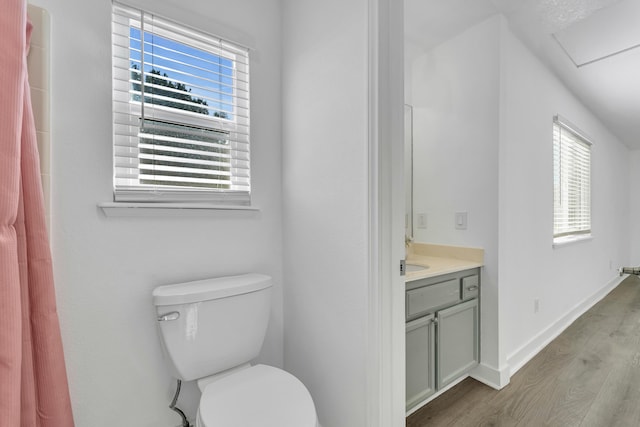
left=404, top=104, right=413, bottom=241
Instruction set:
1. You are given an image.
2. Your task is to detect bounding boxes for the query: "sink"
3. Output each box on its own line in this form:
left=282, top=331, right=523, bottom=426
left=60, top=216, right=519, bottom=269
left=406, top=263, right=429, bottom=272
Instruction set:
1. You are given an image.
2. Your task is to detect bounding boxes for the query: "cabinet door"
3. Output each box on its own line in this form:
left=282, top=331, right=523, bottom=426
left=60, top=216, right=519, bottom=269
left=437, top=299, right=478, bottom=389
left=406, top=314, right=436, bottom=410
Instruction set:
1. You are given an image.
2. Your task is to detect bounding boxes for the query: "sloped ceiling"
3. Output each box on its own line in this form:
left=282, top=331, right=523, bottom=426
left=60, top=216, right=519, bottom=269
left=405, top=0, right=640, bottom=148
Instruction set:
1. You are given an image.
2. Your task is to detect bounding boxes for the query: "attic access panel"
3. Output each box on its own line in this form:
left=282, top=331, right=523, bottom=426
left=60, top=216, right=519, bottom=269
left=553, top=0, right=640, bottom=67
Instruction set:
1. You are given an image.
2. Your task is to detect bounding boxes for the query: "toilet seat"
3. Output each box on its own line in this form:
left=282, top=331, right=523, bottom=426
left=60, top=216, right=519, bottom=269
left=197, top=364, right=317, bottom=427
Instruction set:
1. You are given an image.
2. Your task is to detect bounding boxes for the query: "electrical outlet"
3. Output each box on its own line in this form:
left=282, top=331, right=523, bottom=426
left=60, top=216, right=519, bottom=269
left=534, top=298, right=540, bottom=313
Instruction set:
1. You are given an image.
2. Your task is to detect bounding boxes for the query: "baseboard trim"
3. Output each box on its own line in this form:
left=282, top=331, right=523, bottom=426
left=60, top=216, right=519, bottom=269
left=507, top=274, right=626, bottom=376
left=470, top=362, right=510, bottom=390
left=405, top=374, right=469, bottom=417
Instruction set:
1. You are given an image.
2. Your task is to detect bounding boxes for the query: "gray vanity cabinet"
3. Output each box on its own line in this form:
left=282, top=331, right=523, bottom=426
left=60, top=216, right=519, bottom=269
left=436, top=298, right=478, bottom=389
left=406, top=268, right=480, bottom=411
left=406, top=313, right=436, bottom=409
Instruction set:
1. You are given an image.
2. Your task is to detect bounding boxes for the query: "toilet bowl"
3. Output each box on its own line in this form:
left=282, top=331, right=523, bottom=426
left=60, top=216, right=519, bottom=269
left=196, top=365, right=316, bottom=427
left=152, top=274, right=317, bottom=426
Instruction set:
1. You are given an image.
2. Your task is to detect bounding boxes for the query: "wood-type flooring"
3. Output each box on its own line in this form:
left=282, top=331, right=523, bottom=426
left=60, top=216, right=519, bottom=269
left=406, top=274, right=640, bottom=427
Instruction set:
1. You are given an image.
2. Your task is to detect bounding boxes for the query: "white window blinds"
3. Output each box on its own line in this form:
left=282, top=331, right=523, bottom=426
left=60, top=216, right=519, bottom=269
left=112, top=2, right=250, bottom=204
left=553, top=116, right=592, bottom=240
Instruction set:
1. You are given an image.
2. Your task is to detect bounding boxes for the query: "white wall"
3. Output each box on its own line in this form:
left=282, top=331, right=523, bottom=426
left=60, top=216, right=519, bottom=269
left=498, top=18, right=630, bottom=370
left=27, top=0, right=283, bottom=425
left=409, top=17, right=502, bottom=381
left=281, top=0, right=371, bottom=426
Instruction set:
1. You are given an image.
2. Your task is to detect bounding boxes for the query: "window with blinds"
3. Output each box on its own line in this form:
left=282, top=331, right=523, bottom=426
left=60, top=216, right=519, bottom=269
left=111, top=2, right=250, bottom=204
left=553, top=116, right=592, bottom=242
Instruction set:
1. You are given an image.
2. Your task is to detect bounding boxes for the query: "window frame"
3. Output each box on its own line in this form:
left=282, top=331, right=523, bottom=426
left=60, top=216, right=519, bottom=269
left=552, top=115, right=593, bottom=246
left=111, top=2, right=251, bottom=205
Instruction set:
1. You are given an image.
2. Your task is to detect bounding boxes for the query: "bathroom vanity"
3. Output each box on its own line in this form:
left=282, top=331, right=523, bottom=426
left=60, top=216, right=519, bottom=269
left=404, top=243, right=482, bottom=412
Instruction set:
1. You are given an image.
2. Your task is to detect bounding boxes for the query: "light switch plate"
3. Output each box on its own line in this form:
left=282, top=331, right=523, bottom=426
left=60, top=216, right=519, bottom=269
left=455, top=212, right=467, bottom=230
left=417, top=213, right=427, bottom=229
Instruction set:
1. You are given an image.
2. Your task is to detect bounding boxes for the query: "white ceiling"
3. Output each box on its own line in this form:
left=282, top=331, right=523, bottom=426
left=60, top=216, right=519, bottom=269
left=405, top=0, right=640, bottom=148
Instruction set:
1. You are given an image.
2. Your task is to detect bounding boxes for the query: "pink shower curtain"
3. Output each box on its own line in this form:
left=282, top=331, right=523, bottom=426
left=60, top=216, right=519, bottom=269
left=0, top=0, right=74, bottom=425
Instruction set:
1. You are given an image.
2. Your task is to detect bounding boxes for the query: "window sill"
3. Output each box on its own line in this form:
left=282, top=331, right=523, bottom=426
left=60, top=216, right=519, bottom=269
left=552, top=234, right=593, bottom=248
left=98, top=202, right=260, bottom=217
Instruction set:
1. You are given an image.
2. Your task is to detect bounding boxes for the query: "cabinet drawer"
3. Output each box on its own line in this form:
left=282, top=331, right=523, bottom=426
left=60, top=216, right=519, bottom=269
left=406, top=278, right=460, bottom=320
left=461, top=275, right=479, bottom=300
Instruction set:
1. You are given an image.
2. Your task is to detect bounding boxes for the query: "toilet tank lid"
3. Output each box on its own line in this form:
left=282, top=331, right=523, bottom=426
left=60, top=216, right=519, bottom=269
left=153, top=274, right=272, bottom=306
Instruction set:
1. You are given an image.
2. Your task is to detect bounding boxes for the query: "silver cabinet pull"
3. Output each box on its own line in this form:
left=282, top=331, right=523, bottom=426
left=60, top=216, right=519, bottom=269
left=467, top=285, right=478, bottom=291
left=158, top=311, right=180, bottom=322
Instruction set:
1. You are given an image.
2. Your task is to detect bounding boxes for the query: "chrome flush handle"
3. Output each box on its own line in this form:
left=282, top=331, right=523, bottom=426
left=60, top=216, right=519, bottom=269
left=158, top=311, right=180, bottom=322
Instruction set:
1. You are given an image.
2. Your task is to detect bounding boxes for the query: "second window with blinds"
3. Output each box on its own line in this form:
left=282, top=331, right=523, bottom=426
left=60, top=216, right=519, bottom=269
left=112, top=2, right=250, bottom=204
left=553, top=115, right=592, bottom=245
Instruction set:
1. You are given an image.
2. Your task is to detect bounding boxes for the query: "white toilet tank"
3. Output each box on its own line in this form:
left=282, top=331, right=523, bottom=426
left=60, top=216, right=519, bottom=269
left=152, top=274, right=272, bottom=381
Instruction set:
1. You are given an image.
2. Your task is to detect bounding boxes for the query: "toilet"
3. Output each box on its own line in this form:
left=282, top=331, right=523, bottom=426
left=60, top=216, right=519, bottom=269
left=153, top=273, right=318, bottom=427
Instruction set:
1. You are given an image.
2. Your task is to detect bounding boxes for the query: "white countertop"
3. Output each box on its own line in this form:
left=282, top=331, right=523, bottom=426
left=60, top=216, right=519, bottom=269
left=405, top=243, right=484, bottom=282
